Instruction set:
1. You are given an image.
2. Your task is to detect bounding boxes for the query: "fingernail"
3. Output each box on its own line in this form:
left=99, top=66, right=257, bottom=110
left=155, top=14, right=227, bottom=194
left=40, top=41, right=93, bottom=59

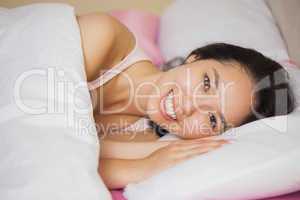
left=226, top=139, right=236, bottom=143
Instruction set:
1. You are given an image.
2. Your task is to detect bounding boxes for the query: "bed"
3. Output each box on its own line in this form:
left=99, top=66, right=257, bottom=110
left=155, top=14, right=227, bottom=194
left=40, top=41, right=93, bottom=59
left=0, top=1, right=299, bottom=200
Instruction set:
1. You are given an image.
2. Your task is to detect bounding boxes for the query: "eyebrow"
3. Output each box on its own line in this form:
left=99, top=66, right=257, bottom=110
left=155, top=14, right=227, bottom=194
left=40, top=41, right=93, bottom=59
left=219, top=112, right=228, bottom=133
left=213, top=67, right=219, bottom=89
left=212, top=68, right=228, bottom=132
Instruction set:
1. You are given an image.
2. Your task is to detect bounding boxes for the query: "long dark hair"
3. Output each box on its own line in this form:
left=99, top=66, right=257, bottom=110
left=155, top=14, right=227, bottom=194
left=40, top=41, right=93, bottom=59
left=151, top=43, right=295, bottom=136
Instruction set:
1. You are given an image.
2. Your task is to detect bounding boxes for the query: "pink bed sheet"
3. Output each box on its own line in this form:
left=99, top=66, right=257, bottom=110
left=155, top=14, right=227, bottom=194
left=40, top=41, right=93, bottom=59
left=111, top=190, right=125, bottom=200
left=111, top=189, right=300, bottom=200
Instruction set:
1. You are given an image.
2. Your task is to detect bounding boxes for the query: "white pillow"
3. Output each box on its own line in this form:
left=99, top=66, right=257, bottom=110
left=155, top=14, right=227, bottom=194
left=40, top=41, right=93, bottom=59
left=159, top=0, right=289, bottom=62
left=125, top=110, right=300, bottom=200
left=0, top=3, right=111, bottom=200
left=284, top=64, right=300, bottom=108
left=124, top=1, right=300, bottom=198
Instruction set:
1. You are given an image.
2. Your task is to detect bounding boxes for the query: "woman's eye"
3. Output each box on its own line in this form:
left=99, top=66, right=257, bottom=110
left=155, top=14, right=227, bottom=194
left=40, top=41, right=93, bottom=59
left=208, top=112, right=217, bottom=130
left=203, top=73, right=211, bottom=92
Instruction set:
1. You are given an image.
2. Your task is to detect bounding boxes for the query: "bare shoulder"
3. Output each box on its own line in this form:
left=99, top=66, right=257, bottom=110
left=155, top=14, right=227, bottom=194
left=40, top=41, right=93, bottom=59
left=76, top=13, right=115, bottom=81
left=76, top=13, right=135, bottom=82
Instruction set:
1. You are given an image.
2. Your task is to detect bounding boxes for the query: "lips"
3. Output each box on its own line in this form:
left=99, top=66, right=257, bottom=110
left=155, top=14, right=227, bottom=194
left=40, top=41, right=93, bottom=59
left=160, top=89, right=177, bottom=121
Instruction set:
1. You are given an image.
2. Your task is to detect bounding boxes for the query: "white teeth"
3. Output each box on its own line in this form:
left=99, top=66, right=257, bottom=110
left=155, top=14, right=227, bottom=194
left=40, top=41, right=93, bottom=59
left=165, top=90, right=177, bottom=120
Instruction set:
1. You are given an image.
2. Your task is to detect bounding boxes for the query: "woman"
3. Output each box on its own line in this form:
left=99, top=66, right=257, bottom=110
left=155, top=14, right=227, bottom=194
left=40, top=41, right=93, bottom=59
left=76, top=13, right=294, bottom=189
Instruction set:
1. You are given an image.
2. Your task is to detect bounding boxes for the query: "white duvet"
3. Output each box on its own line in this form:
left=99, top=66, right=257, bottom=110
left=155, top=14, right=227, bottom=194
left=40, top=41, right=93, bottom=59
left=0, top=3, right=111, bottom=200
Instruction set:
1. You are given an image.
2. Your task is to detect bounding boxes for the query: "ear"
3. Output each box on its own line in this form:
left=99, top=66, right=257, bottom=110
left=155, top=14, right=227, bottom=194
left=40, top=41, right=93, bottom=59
left=185, top=54, right=198, bottom=63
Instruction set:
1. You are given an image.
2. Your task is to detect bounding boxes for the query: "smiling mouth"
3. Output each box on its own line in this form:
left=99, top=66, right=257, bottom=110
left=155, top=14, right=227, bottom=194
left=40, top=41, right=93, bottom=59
left=160, top=89, right=177, bottom=121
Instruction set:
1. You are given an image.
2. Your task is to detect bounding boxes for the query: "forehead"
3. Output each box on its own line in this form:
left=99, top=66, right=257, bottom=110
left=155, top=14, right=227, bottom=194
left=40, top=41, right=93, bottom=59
left=190, top=59, right=254, bottom=126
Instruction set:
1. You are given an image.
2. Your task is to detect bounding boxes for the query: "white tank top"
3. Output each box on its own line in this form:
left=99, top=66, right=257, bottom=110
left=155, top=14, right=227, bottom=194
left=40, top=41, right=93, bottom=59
left=87, top=37, right=152, bottom=132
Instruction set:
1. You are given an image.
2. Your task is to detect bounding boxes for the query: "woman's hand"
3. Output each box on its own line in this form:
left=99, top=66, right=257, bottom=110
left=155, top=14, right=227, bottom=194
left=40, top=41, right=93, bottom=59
left=143, top=138, right=229, bottom=178
left=99, top=138, right=228, bottom=189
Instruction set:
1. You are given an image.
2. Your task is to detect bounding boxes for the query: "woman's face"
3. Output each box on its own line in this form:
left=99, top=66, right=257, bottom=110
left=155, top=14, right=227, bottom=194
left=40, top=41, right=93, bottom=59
left=146, top=57, right=254, bottom=138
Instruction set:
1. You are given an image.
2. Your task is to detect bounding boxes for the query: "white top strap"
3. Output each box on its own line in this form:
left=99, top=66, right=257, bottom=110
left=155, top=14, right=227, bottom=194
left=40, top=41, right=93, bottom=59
left=87, top=36, right=151, bottom=91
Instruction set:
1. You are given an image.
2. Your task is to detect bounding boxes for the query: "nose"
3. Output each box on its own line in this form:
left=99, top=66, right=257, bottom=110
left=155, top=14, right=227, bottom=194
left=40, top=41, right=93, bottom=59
left=182, top=95, right=220, bottom=118
left=182, top=95, right=194, bottom=117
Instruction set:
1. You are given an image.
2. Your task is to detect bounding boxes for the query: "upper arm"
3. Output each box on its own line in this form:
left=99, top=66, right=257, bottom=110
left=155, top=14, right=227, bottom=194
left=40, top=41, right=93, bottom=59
left=76, top=13, right=135, bottom=81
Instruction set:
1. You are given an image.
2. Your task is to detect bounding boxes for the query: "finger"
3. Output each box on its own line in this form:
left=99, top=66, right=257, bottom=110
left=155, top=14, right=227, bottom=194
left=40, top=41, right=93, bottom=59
left=167, top=142, right=225, bottom=154
left=168, top=143, right=210, bottom=152
left=192, top=138, right=228, bottom=143
left=172, top=139, right=228, bottom=148
left=190, top=142, right=225, bottom=149
left=196, top=140, right=229, bottom=145
left=178, top=138, right=229, bottom=144
left=181, top=145, right=222, bottom=159
left=178, top=142, right=224, bottom=155
left=191, top=142, right=224, bottom=150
